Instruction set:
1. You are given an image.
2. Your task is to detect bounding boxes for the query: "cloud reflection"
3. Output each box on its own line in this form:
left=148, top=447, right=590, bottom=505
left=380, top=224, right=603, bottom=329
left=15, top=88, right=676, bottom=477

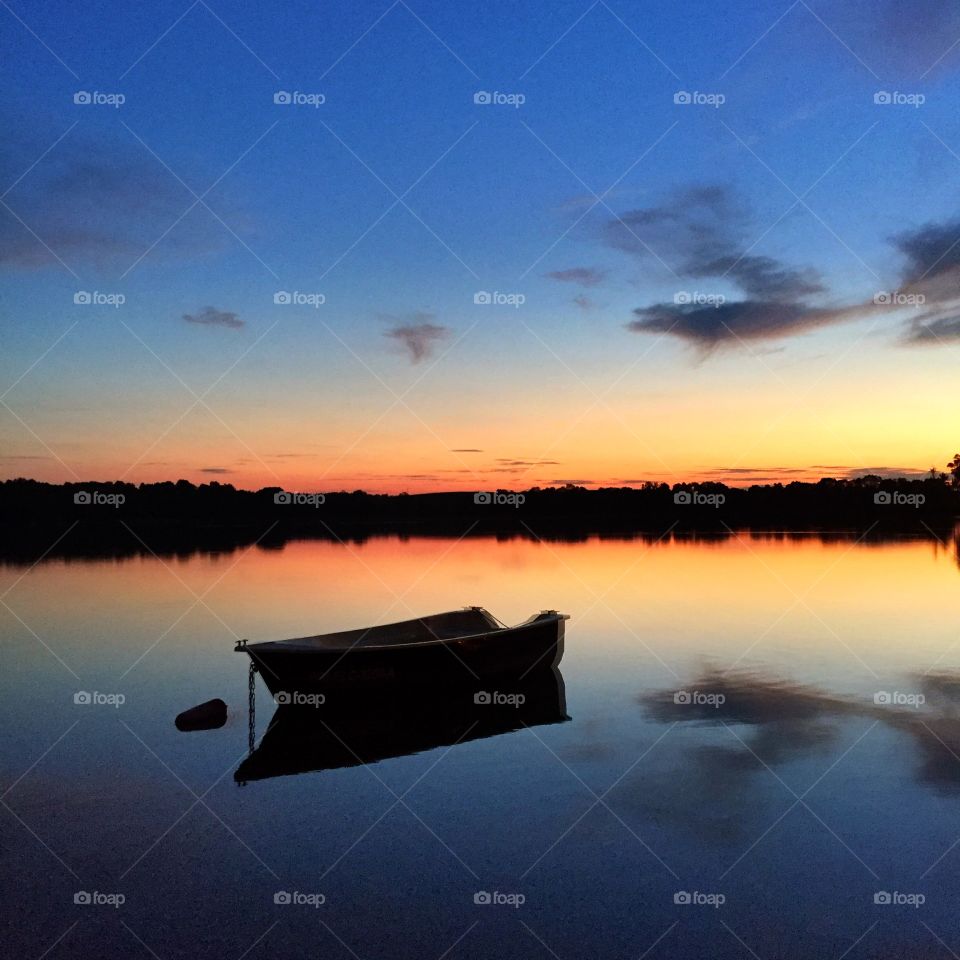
left=641, top=667, right=960, bottom=797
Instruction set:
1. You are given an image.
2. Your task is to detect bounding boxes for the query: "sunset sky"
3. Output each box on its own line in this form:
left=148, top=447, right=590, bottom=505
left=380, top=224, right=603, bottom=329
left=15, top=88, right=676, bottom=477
left=3, top=0, right=960, bottom=493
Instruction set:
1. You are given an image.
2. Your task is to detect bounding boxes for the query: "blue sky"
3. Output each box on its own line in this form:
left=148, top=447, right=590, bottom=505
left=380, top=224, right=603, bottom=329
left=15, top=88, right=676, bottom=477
left=3, top=0, right=960, bottom=490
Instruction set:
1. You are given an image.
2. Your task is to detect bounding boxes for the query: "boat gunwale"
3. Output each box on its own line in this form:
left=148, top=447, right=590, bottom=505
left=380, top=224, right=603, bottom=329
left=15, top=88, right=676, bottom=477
left=238, top=610, right=568, bottom=655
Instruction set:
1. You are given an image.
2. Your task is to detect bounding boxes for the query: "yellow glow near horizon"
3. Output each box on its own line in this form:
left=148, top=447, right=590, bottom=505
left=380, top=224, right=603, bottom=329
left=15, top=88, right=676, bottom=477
left=2, top=328, right=956, bottom=493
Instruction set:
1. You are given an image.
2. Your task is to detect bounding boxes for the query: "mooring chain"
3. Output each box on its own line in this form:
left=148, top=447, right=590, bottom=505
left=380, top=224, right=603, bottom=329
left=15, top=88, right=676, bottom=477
left=248, top=660, right=256, bottom=756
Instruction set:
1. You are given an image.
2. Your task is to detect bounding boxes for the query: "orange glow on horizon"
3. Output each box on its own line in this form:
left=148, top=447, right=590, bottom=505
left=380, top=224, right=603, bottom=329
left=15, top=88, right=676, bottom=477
left=2, top=342, right=952, bottom=494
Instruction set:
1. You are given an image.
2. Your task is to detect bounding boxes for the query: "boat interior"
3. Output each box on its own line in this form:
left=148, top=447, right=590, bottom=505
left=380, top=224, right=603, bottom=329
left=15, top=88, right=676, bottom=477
left=261, top=607, right=502, bottom=651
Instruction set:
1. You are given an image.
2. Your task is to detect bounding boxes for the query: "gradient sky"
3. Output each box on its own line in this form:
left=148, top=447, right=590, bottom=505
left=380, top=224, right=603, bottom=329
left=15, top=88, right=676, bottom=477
left=3, top=0, right=960, bottom=493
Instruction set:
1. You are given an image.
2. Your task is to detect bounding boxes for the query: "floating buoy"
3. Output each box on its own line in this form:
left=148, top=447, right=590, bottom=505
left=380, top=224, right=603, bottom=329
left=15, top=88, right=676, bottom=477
left=175, top=698, right=227, bottom=731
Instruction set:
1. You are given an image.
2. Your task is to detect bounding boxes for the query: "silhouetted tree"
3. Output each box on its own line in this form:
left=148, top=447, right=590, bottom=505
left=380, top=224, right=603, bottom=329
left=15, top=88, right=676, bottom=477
left=949, top=453, right=960, bottom=487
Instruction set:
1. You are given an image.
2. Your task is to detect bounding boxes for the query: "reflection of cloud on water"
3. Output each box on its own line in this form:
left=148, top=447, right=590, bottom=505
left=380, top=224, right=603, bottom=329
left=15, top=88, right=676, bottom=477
left=697, top=717, right=840, bottom=772
left=608, top=672, right=854, bottom=844
left=886, top=672, right=960, bottom=795
left=918, top=671, right=960, bottom=705
left=643, top=670, right=859, bottom=727
left=616, top=740, right=772, bottom=845
left=638, top=668, right=960, bottom=806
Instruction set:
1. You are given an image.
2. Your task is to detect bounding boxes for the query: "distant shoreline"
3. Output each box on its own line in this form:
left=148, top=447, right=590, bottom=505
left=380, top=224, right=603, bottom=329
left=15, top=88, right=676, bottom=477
left=1, top=476, right=957, bottom=564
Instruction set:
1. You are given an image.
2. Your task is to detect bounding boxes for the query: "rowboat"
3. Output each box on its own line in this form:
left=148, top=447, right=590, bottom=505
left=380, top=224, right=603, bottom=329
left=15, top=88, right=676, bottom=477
left=234, top=607, right=568, bottom=694
left=235, top=666, right=569, bottom=782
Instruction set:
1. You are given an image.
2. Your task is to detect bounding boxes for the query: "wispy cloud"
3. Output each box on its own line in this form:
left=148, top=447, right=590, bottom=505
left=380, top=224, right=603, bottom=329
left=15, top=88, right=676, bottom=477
left=485, top=458, right=562, bottom=474
left=603, top=185, right=745, bottom=267
left=545, top=266, right=607, bottom=287
left=845, top=465, right=929, bottom=480
left=0, top=119, right=238, bottom=270
left=831, top=0, right=960, bottom=76
left=183, top=306, right=244, bottom=329
left=383, top=313, right=450, bottom=363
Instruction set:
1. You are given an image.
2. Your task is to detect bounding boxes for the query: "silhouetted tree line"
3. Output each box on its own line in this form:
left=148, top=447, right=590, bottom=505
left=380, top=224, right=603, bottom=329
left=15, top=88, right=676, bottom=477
left=0, top=473, right=957, bottom=563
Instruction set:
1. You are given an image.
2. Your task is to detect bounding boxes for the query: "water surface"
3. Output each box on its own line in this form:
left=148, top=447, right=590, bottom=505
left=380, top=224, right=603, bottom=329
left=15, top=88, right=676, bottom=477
left=3, top=532, right=960, bottom=958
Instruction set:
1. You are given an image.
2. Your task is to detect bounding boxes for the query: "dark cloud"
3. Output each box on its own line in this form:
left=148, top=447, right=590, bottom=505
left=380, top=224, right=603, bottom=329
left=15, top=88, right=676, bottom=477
left=606, top=188, right=960, bottom=351
left=183, top=306, right=244, bottom=329
left=894, top=216, right=960, bottom=284
left=383, top=314, right=450, bottom=363
left=451, top=448, right=483, bottom=453
left=199, top=467, right=233, bottom=474
left=611, top=183, right=960, bottom=352
left=887, top=217, right=960, bottom=344
left=689, top=253, right=825, bottom=301
left=544, top=266, right=607, bottom=287
left=605, top=185, right=858, bottom=350
left=626, top=299, right=865, bottom=351
left=495, top=459, right=560, bottom=466
left=891, top=217, right=960, bottom=307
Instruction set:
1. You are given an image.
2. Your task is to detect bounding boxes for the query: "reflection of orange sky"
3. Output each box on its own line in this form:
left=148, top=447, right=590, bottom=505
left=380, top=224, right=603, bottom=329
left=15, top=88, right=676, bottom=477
left=7, top=535, right=956, bottom=686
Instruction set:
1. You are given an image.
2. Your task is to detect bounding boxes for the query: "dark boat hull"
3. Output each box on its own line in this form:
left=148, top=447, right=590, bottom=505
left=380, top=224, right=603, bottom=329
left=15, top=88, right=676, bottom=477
left=241, top=615, right=566, bottom=695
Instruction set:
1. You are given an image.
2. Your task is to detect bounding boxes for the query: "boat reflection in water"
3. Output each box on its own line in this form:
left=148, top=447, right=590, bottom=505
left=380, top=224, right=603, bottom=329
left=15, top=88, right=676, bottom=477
left=234, top=606, right=570, bottom=783
left=236, top=665, right=568, bottom=783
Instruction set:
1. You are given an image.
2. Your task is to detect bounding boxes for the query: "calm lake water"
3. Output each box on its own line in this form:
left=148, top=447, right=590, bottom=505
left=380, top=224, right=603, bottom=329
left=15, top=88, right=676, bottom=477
left=3, top=532, right=960, bottom=958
